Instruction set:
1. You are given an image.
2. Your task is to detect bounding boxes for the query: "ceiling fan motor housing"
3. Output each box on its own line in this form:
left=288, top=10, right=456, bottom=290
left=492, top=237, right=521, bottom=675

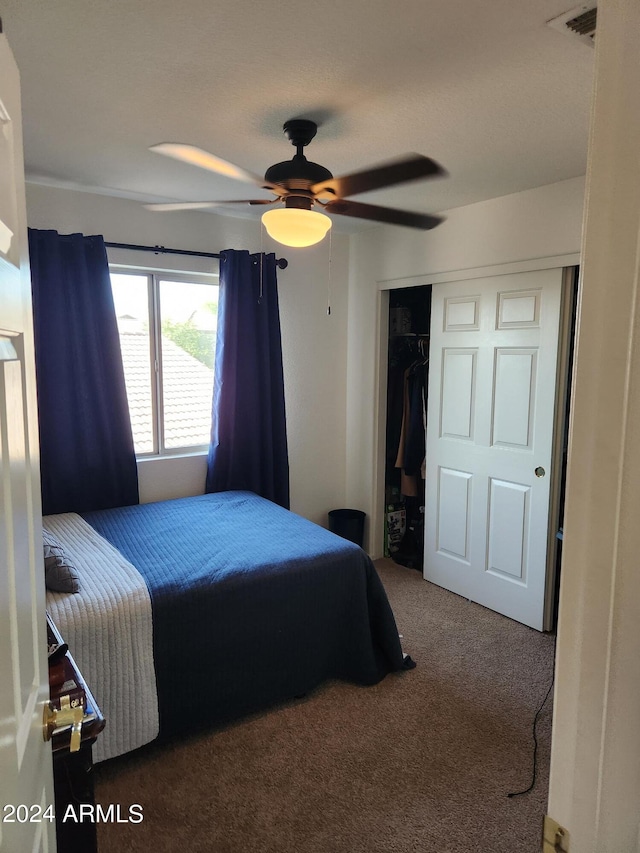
left=264, top=156, right=333, bottom=191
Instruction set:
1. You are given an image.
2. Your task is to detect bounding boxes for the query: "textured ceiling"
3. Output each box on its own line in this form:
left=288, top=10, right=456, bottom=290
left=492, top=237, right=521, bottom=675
left=2, top=0, right=595, bottom=232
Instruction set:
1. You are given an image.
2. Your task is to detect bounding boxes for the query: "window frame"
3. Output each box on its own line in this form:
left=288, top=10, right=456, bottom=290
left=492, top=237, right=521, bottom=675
left=109, top=265, right=220, bottom=459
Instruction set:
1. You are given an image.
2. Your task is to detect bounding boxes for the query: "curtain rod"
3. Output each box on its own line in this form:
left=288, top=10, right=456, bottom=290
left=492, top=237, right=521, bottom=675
left=104, top=241, right=288, bottom=269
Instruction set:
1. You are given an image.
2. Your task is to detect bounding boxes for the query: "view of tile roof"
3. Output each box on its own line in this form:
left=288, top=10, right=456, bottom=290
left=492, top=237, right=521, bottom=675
left=119, top=329, right=214, bottom=453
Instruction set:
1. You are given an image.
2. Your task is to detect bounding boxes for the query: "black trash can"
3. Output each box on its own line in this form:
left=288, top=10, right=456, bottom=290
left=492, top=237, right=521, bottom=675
left=328, top=509, right=366, bottom=547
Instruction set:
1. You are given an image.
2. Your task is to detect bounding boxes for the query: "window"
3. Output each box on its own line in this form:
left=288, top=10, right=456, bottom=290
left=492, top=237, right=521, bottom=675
left=110, top=270, right=219, bottom=456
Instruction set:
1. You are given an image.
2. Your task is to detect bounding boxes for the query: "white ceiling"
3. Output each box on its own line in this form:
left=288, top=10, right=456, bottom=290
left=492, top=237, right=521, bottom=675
left=2, top=0, right=595, bottom=233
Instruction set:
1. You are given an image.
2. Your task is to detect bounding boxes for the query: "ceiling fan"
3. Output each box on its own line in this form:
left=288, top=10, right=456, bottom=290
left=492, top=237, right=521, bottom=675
left=147, top=119, right=447, bottom=247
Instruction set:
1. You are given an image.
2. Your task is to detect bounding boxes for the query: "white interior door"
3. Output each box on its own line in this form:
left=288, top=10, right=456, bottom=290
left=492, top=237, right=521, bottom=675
left=0, top=32, right=56, bottom=853
left=424, top=269, right=562, bottom=630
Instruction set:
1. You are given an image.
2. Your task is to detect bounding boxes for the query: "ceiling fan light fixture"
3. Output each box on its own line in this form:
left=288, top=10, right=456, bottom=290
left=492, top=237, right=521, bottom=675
left=261, top=208, right=331, bottom=248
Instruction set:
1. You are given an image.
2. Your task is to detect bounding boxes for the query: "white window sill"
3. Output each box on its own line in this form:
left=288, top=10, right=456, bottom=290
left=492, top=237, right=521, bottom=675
left=136, top=450, right=208, bottom=464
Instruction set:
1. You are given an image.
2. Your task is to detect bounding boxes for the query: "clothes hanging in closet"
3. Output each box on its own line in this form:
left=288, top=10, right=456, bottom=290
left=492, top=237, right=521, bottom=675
left=394, top=351, right=428, bottom=496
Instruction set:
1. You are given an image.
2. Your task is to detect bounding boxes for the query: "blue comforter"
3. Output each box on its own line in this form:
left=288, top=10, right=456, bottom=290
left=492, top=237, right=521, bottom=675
left=82, top=491, right=410, bottom=738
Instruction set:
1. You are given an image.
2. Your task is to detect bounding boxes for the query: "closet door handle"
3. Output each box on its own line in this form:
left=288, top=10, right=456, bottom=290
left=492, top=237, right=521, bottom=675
left=534, top=466, right=546, bottom=478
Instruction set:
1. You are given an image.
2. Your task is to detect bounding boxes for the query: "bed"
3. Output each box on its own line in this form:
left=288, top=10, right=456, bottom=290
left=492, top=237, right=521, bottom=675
left=44, top=491, right=413, bottom=763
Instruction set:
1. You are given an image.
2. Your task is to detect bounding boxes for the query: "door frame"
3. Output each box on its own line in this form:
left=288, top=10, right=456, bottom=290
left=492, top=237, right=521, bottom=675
left=547, top=0, right=640, bottom=847
left=543, top=267, right=578, bottom=631
left=372, top=254, right=579, bottom=621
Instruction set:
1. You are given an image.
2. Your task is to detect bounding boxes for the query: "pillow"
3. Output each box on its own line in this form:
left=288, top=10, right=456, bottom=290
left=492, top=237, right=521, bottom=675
left=42, top=527, right=80, bottom=593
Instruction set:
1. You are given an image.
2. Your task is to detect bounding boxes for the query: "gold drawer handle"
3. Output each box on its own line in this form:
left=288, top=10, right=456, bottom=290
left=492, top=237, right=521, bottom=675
left=43, top=698, right=84, bottom=752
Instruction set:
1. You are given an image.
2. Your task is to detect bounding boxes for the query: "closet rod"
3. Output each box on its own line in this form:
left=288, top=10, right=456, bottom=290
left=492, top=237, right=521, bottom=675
left=104, top=241, right=288, bottom=269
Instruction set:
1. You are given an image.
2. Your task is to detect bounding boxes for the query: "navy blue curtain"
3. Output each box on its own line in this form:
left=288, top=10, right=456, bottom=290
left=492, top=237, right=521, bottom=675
left=29, top=229, right=139, bottom=515
left=205, top=250, right=289, bottom=508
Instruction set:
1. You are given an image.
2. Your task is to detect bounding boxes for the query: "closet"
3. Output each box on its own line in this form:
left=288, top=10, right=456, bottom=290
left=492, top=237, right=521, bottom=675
left=384, top=285, right=431, bottom=570
left=383, top=270, right=577, bottom=631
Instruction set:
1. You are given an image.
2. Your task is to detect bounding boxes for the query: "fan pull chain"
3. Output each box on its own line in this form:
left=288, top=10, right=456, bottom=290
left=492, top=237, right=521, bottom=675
left=260, top=252, right=264, bottom=302
left=258, top=220, right=265, bottom=303
left=326, top=227, right=333, bottom=316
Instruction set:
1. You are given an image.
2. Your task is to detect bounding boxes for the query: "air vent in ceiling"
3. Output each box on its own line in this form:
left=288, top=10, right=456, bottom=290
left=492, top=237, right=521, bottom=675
left=547, top=4, right=597, bottom=47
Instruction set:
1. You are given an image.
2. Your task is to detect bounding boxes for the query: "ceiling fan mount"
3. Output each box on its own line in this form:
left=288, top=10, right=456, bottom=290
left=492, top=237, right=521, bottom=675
left=264, top=120, right=333, bottom=190
left=282, top=118, right=319, bottom=149
left=147, top=118, right=448, bottom=234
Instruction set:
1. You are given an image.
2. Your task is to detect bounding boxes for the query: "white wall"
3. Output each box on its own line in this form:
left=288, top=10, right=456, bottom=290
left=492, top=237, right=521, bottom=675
left=346, top=175, right=586, bottom=554
left=26, top=176, right=587, bottom=541
left=26, top=183, right=350, bottom=526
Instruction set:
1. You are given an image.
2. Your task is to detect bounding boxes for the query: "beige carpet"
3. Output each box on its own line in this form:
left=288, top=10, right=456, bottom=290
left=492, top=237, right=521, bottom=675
left=95, top=558, right=555, bottom=853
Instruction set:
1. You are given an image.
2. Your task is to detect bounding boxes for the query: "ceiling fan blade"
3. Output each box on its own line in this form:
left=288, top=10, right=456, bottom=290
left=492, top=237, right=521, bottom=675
left=312, top=154, right=446, bottom=200
left=149, top=143, right=285, bottom=194
left=145, top=199, right=276, bottom=212
left=323, top=199, right=443, bottom=230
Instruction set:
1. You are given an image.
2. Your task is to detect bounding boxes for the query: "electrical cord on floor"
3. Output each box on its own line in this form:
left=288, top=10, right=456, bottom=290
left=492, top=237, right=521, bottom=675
left=507, top=644, right=556, bottom=799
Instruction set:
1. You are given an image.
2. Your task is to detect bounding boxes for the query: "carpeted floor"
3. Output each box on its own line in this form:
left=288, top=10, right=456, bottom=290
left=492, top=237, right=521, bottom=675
left=94, top=558, right=555, bottom=853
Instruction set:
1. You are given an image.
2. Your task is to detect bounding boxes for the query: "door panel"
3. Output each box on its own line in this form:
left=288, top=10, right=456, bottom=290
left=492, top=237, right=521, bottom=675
left=436, top=467, right=472, bottom=562
left=496, top=289, right=541, bottom=328
left=0, top=34, right=55, bottom=853
left=424, top=269, right=562, bottom=630
left=491, top=348, right=537, bottom=449
left=440, top=349, right=476, bottom=440
left=486, top=478, right=529, bottom=582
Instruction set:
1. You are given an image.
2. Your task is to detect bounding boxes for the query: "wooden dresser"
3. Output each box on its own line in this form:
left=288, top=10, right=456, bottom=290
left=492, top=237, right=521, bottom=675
left=47, top=614, right=105, bottom=853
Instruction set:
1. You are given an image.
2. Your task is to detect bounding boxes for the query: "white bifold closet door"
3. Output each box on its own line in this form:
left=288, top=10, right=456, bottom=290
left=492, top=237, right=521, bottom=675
left=424, top=269, right=563, bottom=630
